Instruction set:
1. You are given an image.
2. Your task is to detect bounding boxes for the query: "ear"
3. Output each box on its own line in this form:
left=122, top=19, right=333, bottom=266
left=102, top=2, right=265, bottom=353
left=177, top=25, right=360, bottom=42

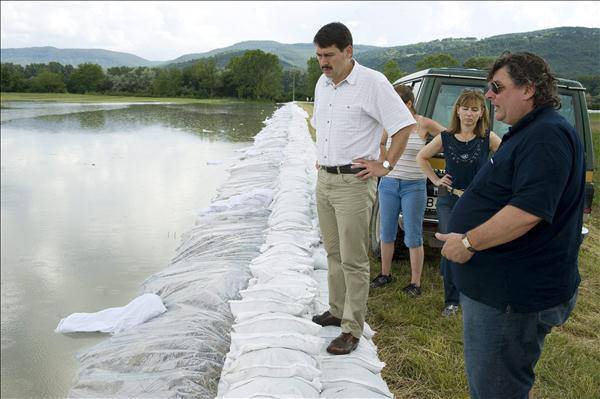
left=522, top=83, right=535, bottom=101
left=344, top=45, right=353, bottom=58
left=406, top=100, right=413, bottom=109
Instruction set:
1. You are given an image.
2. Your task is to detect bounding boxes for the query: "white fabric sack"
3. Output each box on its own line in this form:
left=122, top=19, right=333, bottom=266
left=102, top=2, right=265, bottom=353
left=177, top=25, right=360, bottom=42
left=312, top=247, right=328, bottom=270
left=222, top=376, right=321, bottom=399
left=233, top=312, right=321, bottom=335
left=229, top=332, right=324, bottom=358
left=229, top=298, right=309, bottom=317
left=55, top=293, right=166, bottom=334
left=240, top=285, right=316, bottom=304
left=321, top=364, right=393, bottom=397
left=321, top=384, right=392, bottom=398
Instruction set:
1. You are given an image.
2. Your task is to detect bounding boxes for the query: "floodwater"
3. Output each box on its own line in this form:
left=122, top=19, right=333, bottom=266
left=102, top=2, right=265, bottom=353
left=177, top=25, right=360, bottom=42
left=0, top=100, right=277, bottom=398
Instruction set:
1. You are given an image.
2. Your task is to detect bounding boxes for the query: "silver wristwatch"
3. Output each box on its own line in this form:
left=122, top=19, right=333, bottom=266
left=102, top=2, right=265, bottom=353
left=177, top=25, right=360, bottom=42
left=382, top=160, right=394, bottom=171
left=462, top=233, right=477, bottom=253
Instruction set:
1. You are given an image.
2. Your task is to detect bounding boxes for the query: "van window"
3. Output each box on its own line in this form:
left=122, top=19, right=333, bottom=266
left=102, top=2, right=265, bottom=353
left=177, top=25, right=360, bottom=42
left=412, top=80, right=422, bottom=100
left=431, top=84, right=485, bottom=128
left=492, top=93, right=577, bottom=137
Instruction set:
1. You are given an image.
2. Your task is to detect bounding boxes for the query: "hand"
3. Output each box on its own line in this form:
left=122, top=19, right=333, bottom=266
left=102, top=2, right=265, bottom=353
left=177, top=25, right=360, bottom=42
left=435, top=232, right=474, bottom=264
left=315, top=161, right=320, bottom=170
left=435, top=174, right=453, bottom=189
left=351, top=159, right=388, bottom=180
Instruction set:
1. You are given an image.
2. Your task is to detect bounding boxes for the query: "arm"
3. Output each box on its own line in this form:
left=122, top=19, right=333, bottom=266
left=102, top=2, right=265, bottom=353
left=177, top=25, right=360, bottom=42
left=489, top=131, right=502, bottom=152
left=379, top=131, right=388, bottom=162
left=436, top=205, right=542, bottom=263
left=420, top=117, right=446, bottom=138
left=416, top=135, right=452, bottom=188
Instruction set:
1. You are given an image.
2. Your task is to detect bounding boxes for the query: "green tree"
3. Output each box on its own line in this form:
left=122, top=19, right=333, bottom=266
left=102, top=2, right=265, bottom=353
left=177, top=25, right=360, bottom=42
left=306, top=57, right=322, bottom=100
left=416, top=53, right=459, bottom=69
left=463, top=56, right=496, bottom=70
left=153, top=68, right=183, bottom=97
left=29, top=70, right=66, bottom=92
left=382, top=59, right=404, bottom=83
left=182, top=59, right=221, bottom=97
left=1, top=63, right=27, bottom=92
left=227, top=50, right=283, bottom=99
left=67, top=63, right=105, bottom=93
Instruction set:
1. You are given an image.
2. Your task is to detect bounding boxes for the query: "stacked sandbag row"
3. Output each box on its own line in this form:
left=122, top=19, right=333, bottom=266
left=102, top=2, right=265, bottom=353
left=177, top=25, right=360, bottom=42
left=217, top=103, right=394, bottom=398
left=217, top=104, right=325, bottom=398
left=69, top=105, right=297, bottom=398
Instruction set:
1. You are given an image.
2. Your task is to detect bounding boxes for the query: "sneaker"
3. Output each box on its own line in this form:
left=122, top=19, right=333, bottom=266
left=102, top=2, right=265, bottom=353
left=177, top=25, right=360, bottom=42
left=370, top=273, right=393, bottom=288
left=442, top=304, right=460, bottom=317
left=403, top=283, right=421, bottom=297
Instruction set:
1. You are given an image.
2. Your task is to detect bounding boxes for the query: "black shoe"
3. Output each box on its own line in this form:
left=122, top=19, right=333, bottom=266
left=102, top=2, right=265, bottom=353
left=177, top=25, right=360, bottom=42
left=403, top=283, right=421, bottom=298
left=370, top=273, right=393, bottom=288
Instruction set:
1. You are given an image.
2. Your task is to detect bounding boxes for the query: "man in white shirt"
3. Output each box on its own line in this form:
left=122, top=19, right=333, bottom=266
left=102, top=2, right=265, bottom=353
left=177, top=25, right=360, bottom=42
left=310, top=22, right=416, bottom=354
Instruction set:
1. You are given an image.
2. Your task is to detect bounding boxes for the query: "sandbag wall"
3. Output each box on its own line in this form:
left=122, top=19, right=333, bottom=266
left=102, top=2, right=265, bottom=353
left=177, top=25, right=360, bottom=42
left=68, top=104, right=295, bottom=398
left=217, top=103, right=394, bottom=399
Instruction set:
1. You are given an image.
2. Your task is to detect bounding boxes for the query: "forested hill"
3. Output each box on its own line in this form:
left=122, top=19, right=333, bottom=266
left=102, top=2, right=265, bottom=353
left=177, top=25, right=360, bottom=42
left=0, top=46, right=161, bottom=68
left=2, top=27, right=598, bottom=77
left=357, top=27, right=599, bottom=78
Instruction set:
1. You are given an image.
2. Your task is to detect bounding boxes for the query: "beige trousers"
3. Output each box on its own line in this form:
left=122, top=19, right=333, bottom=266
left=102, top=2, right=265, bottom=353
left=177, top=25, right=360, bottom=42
left=316, top=169, right=377, bottom=338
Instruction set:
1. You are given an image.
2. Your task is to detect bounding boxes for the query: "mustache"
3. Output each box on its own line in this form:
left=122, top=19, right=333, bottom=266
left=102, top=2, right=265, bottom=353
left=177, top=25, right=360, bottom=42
left=321, top=65, right=332, bottom=70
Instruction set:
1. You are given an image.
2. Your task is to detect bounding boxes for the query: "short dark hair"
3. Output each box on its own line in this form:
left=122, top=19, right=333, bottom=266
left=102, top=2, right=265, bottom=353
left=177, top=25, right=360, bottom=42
left=488, top=52, right=560, bottom=109
left=313, top=22, right=353, bottom=51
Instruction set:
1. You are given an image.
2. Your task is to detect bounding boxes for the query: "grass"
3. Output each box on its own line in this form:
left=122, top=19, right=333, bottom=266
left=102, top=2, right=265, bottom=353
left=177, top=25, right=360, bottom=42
left=0, top=92, right=249, bottom=105
left=302, top=103, right=600, bottom=399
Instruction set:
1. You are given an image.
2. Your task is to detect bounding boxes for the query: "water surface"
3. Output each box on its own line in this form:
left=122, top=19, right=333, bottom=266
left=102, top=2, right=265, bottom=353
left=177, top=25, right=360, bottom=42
left=0, top=101, right=277, bottom=398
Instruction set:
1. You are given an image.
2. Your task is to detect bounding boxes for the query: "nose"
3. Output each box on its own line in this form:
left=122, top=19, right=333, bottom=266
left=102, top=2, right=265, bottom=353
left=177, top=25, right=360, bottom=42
left=485, top=89, right=494, bottom=100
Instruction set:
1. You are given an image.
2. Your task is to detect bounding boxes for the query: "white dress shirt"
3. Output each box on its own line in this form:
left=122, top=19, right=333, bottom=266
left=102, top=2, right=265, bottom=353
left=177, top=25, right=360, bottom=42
left=311, top=60, right=415, bottom=166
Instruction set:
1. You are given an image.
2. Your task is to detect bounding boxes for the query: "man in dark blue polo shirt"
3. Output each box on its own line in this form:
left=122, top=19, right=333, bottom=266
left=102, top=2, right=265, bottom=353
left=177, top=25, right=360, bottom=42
left=436, top=52, right=584, bottom=399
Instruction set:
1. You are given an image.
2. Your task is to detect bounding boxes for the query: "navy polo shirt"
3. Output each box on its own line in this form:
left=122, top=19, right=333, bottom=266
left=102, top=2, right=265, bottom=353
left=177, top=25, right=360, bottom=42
left=448, top=106, right=584, bottom=312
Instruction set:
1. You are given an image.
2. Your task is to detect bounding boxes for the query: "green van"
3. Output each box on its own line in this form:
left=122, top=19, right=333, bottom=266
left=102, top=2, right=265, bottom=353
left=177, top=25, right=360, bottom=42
left=370, top=67, right=595, bottom=255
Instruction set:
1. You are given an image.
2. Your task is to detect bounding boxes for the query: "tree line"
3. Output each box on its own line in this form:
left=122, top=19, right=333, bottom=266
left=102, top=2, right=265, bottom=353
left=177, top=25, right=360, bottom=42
left=2, top=50, right=599, bottom=108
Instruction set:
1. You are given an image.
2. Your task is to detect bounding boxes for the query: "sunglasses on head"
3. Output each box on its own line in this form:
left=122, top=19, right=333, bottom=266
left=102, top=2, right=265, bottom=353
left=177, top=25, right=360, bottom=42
left=487, top=81, right=505, bottom=94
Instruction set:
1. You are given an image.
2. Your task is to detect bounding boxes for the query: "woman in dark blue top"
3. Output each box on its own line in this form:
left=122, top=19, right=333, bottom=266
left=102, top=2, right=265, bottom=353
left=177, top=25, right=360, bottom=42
left=417, top=90, right=501, bottom=316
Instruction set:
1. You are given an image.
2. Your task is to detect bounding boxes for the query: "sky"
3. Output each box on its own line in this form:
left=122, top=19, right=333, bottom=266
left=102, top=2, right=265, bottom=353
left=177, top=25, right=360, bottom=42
left=2, top=1, right=599, bottom=61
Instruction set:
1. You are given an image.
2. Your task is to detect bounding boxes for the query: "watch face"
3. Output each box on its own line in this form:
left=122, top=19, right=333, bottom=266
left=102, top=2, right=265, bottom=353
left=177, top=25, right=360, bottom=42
left=383, top=161, right=390, bottom=169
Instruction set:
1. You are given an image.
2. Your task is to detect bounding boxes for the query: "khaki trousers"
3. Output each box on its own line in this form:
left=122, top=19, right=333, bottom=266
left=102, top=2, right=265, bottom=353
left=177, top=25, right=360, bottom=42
left=316, top=169, right=377, bottom=338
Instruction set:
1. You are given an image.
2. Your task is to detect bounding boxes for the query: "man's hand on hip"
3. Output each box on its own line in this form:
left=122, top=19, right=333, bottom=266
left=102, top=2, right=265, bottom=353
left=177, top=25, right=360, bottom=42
left=352, top=159, right=388, bottom=181
left=436, top=232, right=474, bottom=264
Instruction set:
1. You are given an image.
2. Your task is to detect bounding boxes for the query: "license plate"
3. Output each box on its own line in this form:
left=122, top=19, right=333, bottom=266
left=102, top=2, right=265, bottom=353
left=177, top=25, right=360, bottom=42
left=426, top=196, right=437, bottom=210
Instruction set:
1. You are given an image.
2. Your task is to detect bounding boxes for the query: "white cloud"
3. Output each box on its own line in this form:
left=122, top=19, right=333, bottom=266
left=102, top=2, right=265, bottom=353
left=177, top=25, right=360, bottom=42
left=1, top=1, right=598, bottom=60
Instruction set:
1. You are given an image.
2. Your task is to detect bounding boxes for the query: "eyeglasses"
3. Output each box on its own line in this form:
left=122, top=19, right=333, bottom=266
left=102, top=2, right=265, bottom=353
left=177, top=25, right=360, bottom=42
left=487, top=81, right=505, bottom=94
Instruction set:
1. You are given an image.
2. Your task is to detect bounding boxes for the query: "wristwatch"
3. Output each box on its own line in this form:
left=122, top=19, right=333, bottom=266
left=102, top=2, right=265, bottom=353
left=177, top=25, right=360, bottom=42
left=462, top=233, right=477, bottom=253
left=382, top=160, right=394, bottom=171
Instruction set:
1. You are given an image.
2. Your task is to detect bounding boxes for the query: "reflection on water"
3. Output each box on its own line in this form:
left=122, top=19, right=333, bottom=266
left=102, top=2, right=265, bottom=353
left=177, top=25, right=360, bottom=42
left=0, top=101, right=277, bottom=398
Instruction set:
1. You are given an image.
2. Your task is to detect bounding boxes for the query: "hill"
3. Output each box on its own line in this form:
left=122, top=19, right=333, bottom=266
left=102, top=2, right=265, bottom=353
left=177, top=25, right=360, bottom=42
left=356, top=27, right=599, bottom=78
left=0, top=46, right=161, bottom=68
left=165, top=40, right=379, bottom=70
left=2, top=27, right=598, bottom=78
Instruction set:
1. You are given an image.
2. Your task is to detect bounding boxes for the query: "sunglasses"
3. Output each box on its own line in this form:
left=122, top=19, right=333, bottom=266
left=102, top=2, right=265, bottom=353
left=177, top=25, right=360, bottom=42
left=487, top=81, right=505, bottom=94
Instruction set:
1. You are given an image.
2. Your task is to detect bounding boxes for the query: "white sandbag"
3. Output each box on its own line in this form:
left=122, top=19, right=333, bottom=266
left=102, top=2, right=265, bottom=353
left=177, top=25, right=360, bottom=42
left=222, top=376, right=321, bottom=399
left=312, top=247, right=328, bottom=270
left=233, top=312, right=321, bottom=335
left=229, top=298, right=309, bottom=317
left=229, top=332, right=324, bottom=358
left=240, top=285, right=316, bottom=305
left=321, top=363, right=393, bottom=397
left=55, top=293, right=166, bottom=334
left=321, top=383, right=392, bottom=398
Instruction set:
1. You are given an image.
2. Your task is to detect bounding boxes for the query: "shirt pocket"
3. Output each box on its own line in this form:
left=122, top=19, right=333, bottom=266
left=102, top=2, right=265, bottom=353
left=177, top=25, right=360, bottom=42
left=333, top=104, right=362, bottom=132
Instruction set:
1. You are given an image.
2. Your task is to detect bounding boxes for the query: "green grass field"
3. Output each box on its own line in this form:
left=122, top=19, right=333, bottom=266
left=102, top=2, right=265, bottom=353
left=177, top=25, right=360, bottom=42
left=0, top=92, right=247, bottom=105
left=302, top=103, right=600, bottom=398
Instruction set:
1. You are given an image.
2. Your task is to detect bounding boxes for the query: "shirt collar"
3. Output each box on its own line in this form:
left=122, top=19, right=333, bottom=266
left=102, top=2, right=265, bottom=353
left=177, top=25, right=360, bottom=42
left=324, top=59, right=360, bottom=87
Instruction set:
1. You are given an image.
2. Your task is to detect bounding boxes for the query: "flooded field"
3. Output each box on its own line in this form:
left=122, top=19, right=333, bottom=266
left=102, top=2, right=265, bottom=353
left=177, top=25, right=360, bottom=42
left=0, top=101, right=277, bottom=398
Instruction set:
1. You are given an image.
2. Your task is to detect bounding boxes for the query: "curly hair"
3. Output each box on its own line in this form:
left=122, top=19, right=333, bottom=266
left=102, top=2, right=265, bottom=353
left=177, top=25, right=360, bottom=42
left=488, top=52, right=560, bottom=109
